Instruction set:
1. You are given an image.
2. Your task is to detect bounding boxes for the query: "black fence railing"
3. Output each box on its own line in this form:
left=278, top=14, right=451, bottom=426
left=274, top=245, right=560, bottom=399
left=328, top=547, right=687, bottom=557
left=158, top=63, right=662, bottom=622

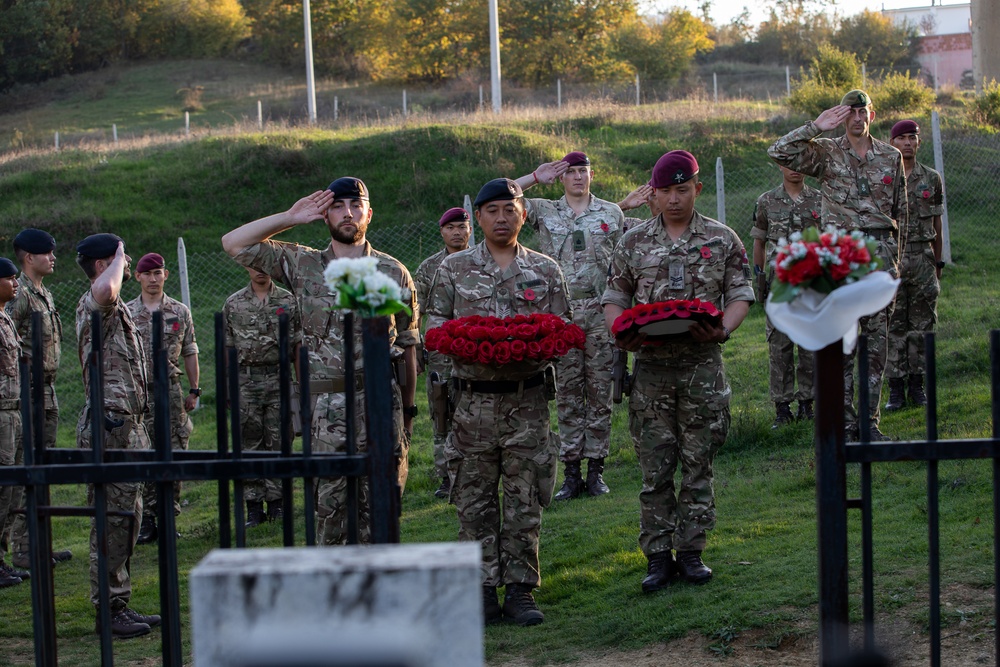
left=0, top=309, right=400, bottom=666
left=814, top=331, right=1000, bottom=666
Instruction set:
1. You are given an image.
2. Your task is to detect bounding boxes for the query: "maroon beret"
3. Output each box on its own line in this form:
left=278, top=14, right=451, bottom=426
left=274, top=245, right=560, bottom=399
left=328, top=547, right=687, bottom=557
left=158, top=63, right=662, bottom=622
left=136, top=253, right=165, bottom=274
left=561, top=151, right=590, bottom=167
left=650, top=150, right=699, bottom=188
left=438, top=207, right=470, bottom=226
left=891, top=120, right=920, bottom=140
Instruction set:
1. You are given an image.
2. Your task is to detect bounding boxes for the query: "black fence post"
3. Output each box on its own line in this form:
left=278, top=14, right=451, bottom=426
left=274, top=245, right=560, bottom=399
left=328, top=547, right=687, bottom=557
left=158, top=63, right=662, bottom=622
left=345, top=312, right=359, bottom=545
left=214, top=314, right=231, bottom=549
left=89, top=311, right=114, bottom=666
left=362, top=316, right=400, bottom=544
left=278, top=313, right=294, bottom=546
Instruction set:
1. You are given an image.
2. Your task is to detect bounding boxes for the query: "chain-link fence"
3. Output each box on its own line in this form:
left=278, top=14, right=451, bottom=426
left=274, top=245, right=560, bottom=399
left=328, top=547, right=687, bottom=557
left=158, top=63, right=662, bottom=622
left=40, top=121, right=1000, bottom=431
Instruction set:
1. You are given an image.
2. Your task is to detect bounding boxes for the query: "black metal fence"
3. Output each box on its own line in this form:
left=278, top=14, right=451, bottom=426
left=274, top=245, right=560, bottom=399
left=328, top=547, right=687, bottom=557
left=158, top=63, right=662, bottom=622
left=0, top=309, right=400, bottom=666
left=814, top=331, right=1000, bottom=666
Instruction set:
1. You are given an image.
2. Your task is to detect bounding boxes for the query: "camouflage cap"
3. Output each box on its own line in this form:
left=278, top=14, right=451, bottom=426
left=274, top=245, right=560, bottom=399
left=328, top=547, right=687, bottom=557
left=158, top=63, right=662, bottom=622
left=840, top=89, right=871, bottom=108
left=650, top=150, right=699, bottom=188
left=560, top=151, right=590, bottom=167
left=0, top=257, right=17, bottom=278
left=76, top=233, right=124, bottom=259
left=438, top=207, right=470, bottom=226
left=890, top=119, right=920, bottom=140
left=327, top=177, right=369, bottom=201
left=473, top=178, right=523, bottom=208
left=13, top=228, right=56, bottom=254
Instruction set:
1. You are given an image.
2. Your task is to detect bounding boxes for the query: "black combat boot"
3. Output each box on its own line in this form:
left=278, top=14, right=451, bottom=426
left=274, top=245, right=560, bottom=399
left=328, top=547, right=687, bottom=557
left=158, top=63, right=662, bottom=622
left=585, top=458, right=610, bottom=496
left=124, top=607, right=162, bottom=628
left=771, top=402, right=794, bottom=429
left=796, top=400, right=814, bottom=420
left=502, top=584, right=544, bottom=626
left=884, top=378, right=906, bottom=412
left=245, top=501, right=267, bottom=528
left=433, top=476, right=451, bottom=500
left=553, top=461, right=583, bottom=501
left=136, top=515, right=158, bottom=545
left=267, top=500, right=283, bottom=522
left=675, top=550, right=713, bottom=584
left=95, top=608, right=151, bottom=639
left=867, top=423, right=891, bottom=442
left=0, top=560, right=29, bottom=584
left=483, top=586, right=502, bottom=625
left=908, top=374, right=927, bottom=407
left=641, top=551, right=676, bottom=593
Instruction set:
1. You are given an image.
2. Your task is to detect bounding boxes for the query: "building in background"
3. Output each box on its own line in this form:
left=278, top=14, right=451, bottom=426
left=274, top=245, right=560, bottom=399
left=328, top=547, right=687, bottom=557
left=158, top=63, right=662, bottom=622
left=883, top=2, right=972, bottom=89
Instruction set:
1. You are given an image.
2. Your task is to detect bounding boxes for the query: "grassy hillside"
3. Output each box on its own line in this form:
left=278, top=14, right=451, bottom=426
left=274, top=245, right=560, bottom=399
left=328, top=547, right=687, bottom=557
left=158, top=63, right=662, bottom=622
left=1, top=61, right=999, bottom=665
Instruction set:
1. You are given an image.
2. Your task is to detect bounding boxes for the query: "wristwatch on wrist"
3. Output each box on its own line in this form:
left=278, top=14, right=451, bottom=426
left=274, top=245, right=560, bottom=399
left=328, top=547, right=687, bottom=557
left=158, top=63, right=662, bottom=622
left=189, top=387, right=202, bottom=397
left=722, top=326, right=732, bottom=343
left=403, top=405, right=418, bottom=418
left=935, top=260, right=946, bottom=270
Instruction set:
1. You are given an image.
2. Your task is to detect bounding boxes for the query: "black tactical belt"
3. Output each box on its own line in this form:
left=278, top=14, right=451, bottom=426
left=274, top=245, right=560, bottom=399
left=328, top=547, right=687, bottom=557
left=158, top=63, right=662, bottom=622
left=0, top=399, right=19, bottom=411
left=452, top=373, right=545, bottom=395
left=240, top=363, right=280, bottom=377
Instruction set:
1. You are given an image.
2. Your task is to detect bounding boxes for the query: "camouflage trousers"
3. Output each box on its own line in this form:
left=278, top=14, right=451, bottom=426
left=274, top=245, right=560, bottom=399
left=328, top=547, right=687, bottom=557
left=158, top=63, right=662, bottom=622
left=80, top=414, right=149, bottom=611
left=424, top=352, right=453, bottom=479
left=313, top=381, right=408, bottom=546
left=0, top=408, right=21, bottom=562
left=887, top=248, right=940, bottom=379
left=844, top=305, right=892, bottom=429
left=628, top=347, right=730, bottom=555
left=8, top=381, right=59, bottom=555
left=765, top=317, right=815, bottom=403
left=445, top=384, right=556, bottom=588
left=140, top=380, right=192, bottom=518
left=555, top=297, right=613, bottom=461
left=239, top=371, right=289, bottom=504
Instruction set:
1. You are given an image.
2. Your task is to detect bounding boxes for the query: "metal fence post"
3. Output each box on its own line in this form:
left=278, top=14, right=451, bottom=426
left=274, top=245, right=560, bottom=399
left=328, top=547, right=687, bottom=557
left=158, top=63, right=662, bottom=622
left=715, top=157, right=726, bottom=224
left=931, top=111, right=952, bottom=264
left=361, top=316, right=400, bottom=544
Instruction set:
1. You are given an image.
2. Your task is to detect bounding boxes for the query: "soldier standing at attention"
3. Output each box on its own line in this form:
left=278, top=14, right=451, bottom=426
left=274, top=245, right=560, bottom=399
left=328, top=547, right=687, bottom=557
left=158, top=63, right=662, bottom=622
left=768, top=89, right=906, bottom=441
left=751, top=166, right=822, bottom=427
left=0, top=258, right=29, bottom=588
left=884, top=119, right=944, bottom=412
left=602, top=151, right=754, bottom=591
left=413, top=207, right=472, bottom=499
left=75, top=234, right=160, bottom=638
left=222, top=177, right=419, bottom=545
left=515, top=152, right=624, bottom=500
left=223, top=268, right=301, bottom=526
left=5, top=229, right=73, bottom=570
left=127, top=253, right=199, bottom=545
left=427, top=178, right=570, bottom=626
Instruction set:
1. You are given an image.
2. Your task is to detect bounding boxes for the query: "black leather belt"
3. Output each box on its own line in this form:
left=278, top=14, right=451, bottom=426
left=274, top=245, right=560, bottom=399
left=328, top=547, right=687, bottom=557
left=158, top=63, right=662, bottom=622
left=453, top=373, right=545, bottom=394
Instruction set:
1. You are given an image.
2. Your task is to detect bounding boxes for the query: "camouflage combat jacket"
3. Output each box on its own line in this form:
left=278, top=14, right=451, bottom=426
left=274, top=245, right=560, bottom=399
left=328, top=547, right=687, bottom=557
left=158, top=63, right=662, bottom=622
left=127, top=294, right=198, bottom=381
left=750, top=184, right=823, bottom=269
left=525, top=195, right=624, bottom=300
left=903, top=161, right=944, bottom=245
left=0, top=309, right=20, bottom=405
left=602, top=211, right=755, bottom=362
left=5, top=273, right=62, bottom=377
left=414, top=249, right=449, bottom=311
left=76, top=290, right=148, bottom=418
left=234, top=240, right=419, bottom=382
left=223, top=282, right=301, bottom=366
left=426, top=241, right=571, bottom=382
left=768, top=122, right=906, bottom=234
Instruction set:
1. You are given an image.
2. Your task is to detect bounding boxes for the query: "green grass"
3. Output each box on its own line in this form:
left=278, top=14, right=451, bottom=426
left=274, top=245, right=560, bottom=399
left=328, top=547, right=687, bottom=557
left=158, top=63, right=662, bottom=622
left=1, top=60, right=1000, bottom=665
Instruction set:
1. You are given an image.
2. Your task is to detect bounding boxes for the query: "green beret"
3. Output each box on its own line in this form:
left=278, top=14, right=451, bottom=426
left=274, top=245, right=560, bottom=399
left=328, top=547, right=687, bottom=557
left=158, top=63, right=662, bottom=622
left=840, top=89, right=871, bottom=108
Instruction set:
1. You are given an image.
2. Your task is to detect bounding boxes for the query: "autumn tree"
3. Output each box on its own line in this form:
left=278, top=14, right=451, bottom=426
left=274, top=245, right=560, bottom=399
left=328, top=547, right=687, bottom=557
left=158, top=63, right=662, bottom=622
left=832, top=9, right=920, bottom=71
left=613, top=8, right=714, bottom=82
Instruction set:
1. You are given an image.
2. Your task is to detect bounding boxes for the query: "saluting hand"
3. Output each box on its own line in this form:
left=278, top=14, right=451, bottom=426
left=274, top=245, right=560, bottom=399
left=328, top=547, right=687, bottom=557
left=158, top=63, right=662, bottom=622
left=814, top=105, right=851, bottom=133
left=287, top=190, right=335, bottom=225
left=534, top=160, right=569, bottom=185
left=619, top=184, right=653, bottom=212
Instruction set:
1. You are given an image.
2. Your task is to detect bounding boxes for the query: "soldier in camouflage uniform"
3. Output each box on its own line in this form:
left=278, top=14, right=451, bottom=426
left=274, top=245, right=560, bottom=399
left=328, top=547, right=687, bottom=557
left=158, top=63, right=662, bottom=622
left=427, top=178, right=569, bottom=627
left=885, top=119, right=945, bottom=411
left=515, top=152, right=624, bottom=499
left=0, top=258, right=29, bottom=588
left=222, top=177, right=419, bottom=546
left=126, top=253, right=200, bottom=545
left=75, top=234, right=160, bottom=638
left=602, top=151, right=754, bottom=591
left=768, top=89, right=906, bottom=441
left=413, top=207, right=471, bottom=499
left=5, top=230, right=73, bottom=571
left=751, top=167, right=822, bottom=427
left=223, top=268, right=301, bottom=526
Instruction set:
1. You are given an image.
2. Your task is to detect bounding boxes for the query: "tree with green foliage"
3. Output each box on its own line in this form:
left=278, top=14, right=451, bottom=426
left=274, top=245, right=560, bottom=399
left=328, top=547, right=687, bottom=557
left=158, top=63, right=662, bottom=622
left=612, top=8, right=713, bottom=82
left=787, top=43, right=863, bottom=116
left=832, top=9, right=920, bottom=72
left=754, top=0, right=835, bottom=66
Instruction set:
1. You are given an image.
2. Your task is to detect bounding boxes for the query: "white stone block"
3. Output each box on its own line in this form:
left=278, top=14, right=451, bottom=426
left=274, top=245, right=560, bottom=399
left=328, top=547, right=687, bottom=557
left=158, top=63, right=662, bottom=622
left=190, top=542, right=483, bottom=667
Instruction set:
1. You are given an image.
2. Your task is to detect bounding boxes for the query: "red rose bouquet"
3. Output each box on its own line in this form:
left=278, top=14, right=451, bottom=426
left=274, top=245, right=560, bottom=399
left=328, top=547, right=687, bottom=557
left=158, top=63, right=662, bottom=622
left=425, top=313, right=585, bottom=366
left=770, top=226, right=882, bottom=303
left=611, top=299, right=721, bottom=344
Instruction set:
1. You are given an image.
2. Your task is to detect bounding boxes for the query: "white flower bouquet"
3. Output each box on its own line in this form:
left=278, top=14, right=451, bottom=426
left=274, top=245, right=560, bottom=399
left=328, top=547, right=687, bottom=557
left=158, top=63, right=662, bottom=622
left=323, top=257, right=412, bottom=318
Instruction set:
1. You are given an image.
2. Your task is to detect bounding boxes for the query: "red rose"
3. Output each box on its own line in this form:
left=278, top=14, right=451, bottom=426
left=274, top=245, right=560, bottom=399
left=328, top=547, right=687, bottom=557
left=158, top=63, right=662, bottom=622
left=776, top=245, right=822, bottom=286
left=527, top=341, right=543, bottom=359
left=476, top=341, right=495, bottom=364
left=562, top=326, right=585, bottom=348
left=539, top=337, right=556, bottom=358
left=509, top=339, right=527, bottom=361
left=461, top=338, right=478, bottom=360
left=424, top=328, right=443, bottom=351
left=538, top=317, right=560, bottom=336
left=489, top=325, right=510, bottom=342
left=493, top=341, right=512, bottom=365
left=512, top=314, right=530, bottom=325
left=882, top=175, right=892, bottom=185
left=829, top=258, right=851, bottom=281
left=553, top=337, right=570, bottom=356
left=467, top=325, right=491, bottom=341
left=514, top=324, right=537, bottom=340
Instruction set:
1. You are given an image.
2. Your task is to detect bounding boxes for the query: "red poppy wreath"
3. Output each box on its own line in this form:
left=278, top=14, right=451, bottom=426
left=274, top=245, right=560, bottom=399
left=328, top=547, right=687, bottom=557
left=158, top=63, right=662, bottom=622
left=425, top=313, right=585, bottom=366
left=611, top=299, right=722, bottom=343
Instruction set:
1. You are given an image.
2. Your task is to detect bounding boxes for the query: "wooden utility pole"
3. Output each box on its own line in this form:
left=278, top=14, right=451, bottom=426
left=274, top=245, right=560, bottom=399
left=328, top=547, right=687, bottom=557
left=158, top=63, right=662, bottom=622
left=971, top=0, right=1000, bottom=92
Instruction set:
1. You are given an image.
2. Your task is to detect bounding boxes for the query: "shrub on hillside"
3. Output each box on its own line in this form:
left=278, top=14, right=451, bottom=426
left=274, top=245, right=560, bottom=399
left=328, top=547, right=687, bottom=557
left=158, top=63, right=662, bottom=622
left=966, top=79, right=1000, bottom=129
left=787, top=44, right=862, bottom=117
left=869, top=71, right=935, bottom=116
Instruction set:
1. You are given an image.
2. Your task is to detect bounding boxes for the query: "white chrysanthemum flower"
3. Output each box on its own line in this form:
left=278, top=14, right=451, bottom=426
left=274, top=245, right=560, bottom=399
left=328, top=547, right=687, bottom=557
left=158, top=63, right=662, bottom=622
left=324, top=257, right=380, bottom=291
